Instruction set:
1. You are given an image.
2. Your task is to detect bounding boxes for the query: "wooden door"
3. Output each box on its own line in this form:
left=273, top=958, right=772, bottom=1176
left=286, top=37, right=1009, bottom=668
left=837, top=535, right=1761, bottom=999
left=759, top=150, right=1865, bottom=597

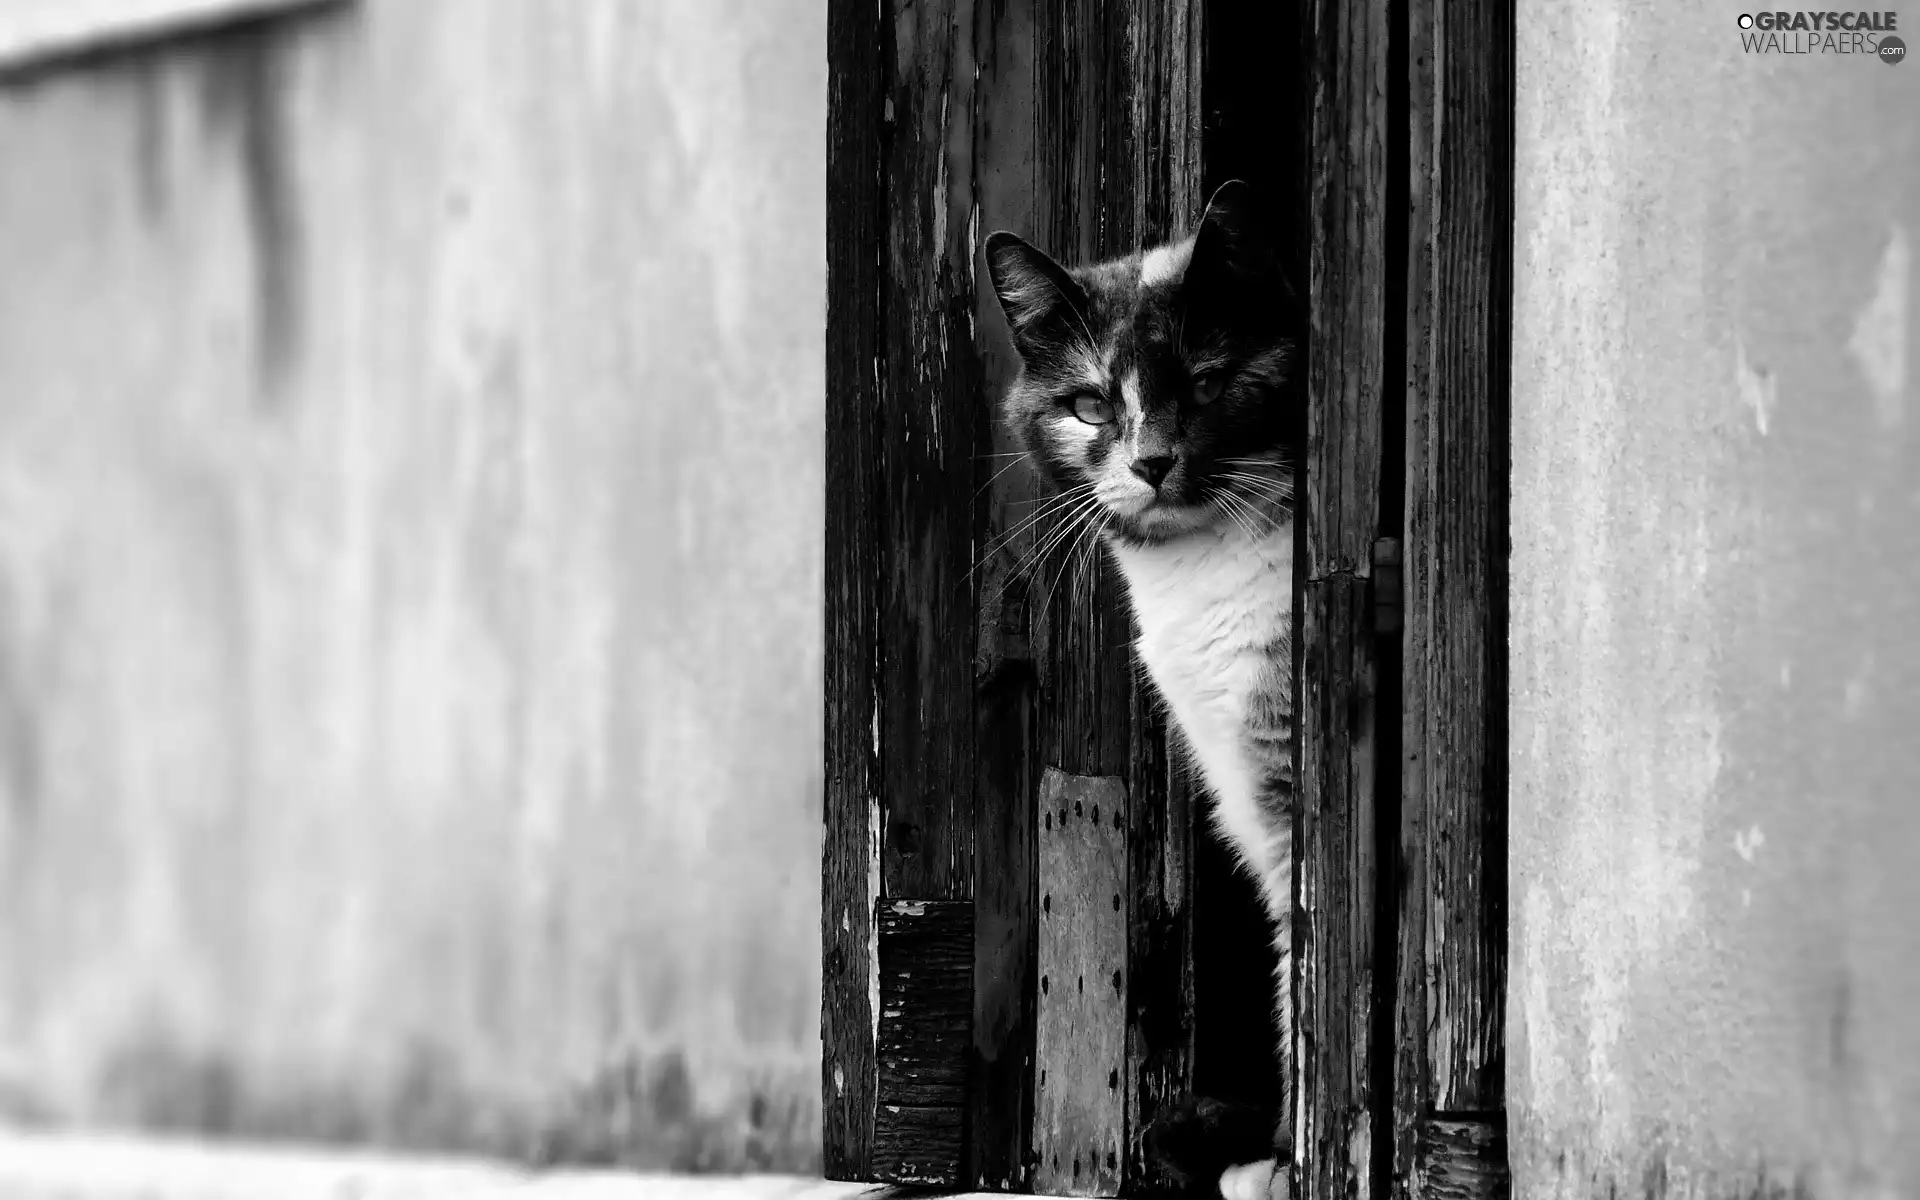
left=823, top=1, right=1220, bottom=1191
left=1291, top=1, right=1514, bottom=1198
left=823, top=1, right=1513, bottom=1196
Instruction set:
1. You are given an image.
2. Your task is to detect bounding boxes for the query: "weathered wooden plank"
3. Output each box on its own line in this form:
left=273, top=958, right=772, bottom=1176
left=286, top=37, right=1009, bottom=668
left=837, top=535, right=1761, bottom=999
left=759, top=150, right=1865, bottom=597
left=833, top=0, right=1209, bottom=1186
left=877, top=0, right=978, bottom=901
left=1294, top=576, right=1380, bottom=1200
left=873, top=900, right=973, bottom=1184
left=876, top=900, right=974, bottom=1109
left=1413, top=1117, right=1509, bottom=1200
left=1125, top=0, right=1204, bottom=246
left=969, top=0, right=1041, bottom=1184
left=1296, top=0, right=1392, bottom=1196
left=1393, top=0, right=1440, bottom=1194
left=1417, top=0, right=1511, bottom=1119
left=1033, top=770, right=1129, bottom=1199
left=1301, top=0, right=1391, bottom=579
left=1397, top=14, right=1514, bottom=1200
left=1398, top=0, right=1514, bottom=1192
left=823, top=0, right=888, bottom=1178
left=873, top=1102, right=969, bottom=1186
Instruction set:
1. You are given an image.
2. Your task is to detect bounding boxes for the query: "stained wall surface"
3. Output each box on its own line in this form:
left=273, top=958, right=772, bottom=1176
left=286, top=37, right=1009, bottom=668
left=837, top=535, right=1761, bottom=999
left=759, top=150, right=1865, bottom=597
left=0, top=0, right=825, bottom=1169
left=1511, top=5, right=1917, bottom=1196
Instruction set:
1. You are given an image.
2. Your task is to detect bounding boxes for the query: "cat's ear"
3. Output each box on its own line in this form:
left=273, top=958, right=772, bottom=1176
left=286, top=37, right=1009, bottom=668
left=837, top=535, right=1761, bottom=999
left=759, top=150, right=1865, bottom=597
left=985, top=231, right=1088, bottom=348
left=1189, top=180, right=1280, bottom=287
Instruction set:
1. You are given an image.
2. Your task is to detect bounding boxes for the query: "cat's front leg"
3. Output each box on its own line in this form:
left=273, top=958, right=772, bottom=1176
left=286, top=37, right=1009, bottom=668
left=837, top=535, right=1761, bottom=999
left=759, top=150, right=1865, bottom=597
left=1227, top=848, right=1295, bottom=1200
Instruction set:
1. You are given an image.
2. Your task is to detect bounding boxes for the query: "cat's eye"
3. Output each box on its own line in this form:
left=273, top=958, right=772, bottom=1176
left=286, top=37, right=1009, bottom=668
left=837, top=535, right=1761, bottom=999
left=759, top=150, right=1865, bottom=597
left=1071, top=393, right=1115, bottom=425
left=1192, top=371, right=1226, bottom=406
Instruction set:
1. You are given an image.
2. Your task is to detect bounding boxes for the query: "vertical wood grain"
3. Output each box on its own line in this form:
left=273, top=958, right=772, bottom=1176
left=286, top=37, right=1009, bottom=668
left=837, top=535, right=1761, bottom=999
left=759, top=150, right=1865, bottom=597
left=1294, top=576, right=1380, bottom=1200
left=876, top=0, right=978, bottom=902
left=824, top=0, right=887, bottom=1178
left=1296, top=0, right=1391, bottom=1197
left=1393, top=0, right=1438, bottom=1191
left=1032, top=769, right=1129, bottom=1198
left=1399, top=0, right=1512, bottom=1193
left=1416, top=0, right=1510, bottom=1118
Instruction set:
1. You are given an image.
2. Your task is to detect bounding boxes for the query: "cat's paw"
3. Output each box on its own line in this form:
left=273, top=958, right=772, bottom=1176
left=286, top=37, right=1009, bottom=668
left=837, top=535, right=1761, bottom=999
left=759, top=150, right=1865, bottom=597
left=1143, top=1095, right=1279, bottom=1189
left=1218, top=1157, right=1287, bottom=1200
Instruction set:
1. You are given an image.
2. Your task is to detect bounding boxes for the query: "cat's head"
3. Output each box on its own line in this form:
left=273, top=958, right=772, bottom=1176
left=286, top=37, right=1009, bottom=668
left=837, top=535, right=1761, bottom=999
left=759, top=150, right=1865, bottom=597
left=984, top=181, right=1302, bottom=547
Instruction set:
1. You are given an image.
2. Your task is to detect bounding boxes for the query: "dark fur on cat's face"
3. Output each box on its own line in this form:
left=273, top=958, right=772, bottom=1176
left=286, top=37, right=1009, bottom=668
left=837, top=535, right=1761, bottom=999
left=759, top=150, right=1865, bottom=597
left=984, top=181, right=1303, bottom=547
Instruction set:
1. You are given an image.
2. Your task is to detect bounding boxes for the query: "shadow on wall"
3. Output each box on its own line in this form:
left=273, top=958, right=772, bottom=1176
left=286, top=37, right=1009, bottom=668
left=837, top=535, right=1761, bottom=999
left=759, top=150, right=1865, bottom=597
left=0, top=0, right=825, bottom=1172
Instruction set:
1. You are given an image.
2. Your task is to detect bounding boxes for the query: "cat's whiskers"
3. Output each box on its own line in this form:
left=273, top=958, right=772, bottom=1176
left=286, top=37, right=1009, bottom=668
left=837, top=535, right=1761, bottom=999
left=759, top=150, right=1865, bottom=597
left=1018, top=490, right=1108, bottom=616
left=1033, top=509, right=1090, bottom=622
left=1049, top=500, right=1111, bottom=625
left=1023, top=489, right=1104, bottom=581
left=981, top=482, right=1092, bottom=557
left=1208, top=482, right=1269, bottom=543
left=973, top=453, right=1034, bottom=501
left=1068, top=508, right=1112, bottom=621
left=993, top=483, right=1101, bottom=590
left=1240, top=487, right=1283, bottom=534
left=969, top=483, right=1096, bottom=589
left=1217, top=469, right=1288, bottom=489
left=1217, top=471, right=1292, bottom=507
left=1084, top=513, right=1112, bottom=614
left=1215, top=459, right=1296, bottom=486
left=1059, top=512, right=1094, bottom=621
left=1223, top=494, right=1264, bottom=543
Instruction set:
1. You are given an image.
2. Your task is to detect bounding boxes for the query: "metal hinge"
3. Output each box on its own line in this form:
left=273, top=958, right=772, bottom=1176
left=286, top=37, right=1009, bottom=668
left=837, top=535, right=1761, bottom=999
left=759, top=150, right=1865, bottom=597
left=1372, top=537, right=1403, bottom=634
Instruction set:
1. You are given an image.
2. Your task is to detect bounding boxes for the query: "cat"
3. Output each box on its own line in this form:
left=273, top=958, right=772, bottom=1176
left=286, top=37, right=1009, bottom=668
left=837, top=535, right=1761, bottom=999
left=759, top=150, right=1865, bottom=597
left=984, top=180, right=1302, bottom=1200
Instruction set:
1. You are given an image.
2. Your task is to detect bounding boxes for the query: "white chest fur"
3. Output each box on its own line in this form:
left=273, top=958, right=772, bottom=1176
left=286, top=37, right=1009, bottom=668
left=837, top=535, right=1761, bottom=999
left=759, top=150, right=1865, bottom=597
left=1107, top=520, right=1293, bottom=868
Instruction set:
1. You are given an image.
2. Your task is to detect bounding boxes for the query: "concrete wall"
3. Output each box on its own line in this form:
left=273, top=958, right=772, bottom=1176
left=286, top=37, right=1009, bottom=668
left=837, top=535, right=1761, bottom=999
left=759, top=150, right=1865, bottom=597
left=0, top=0, right=824, bottom=1170
left=1511, top=5, right=1917, bottom=1197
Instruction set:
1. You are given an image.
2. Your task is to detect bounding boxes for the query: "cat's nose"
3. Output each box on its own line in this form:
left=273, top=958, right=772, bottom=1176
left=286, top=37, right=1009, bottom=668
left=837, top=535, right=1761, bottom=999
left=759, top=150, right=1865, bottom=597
left=1131, top=456, right=1175, bottom=488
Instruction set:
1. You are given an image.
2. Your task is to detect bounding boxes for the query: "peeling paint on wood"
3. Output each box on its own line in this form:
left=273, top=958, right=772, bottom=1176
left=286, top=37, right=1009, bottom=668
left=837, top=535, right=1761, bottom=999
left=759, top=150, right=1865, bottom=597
left=1414, top=1117, right=1509, bottom=1200
left=872, top=900, right=971, bottom=1185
